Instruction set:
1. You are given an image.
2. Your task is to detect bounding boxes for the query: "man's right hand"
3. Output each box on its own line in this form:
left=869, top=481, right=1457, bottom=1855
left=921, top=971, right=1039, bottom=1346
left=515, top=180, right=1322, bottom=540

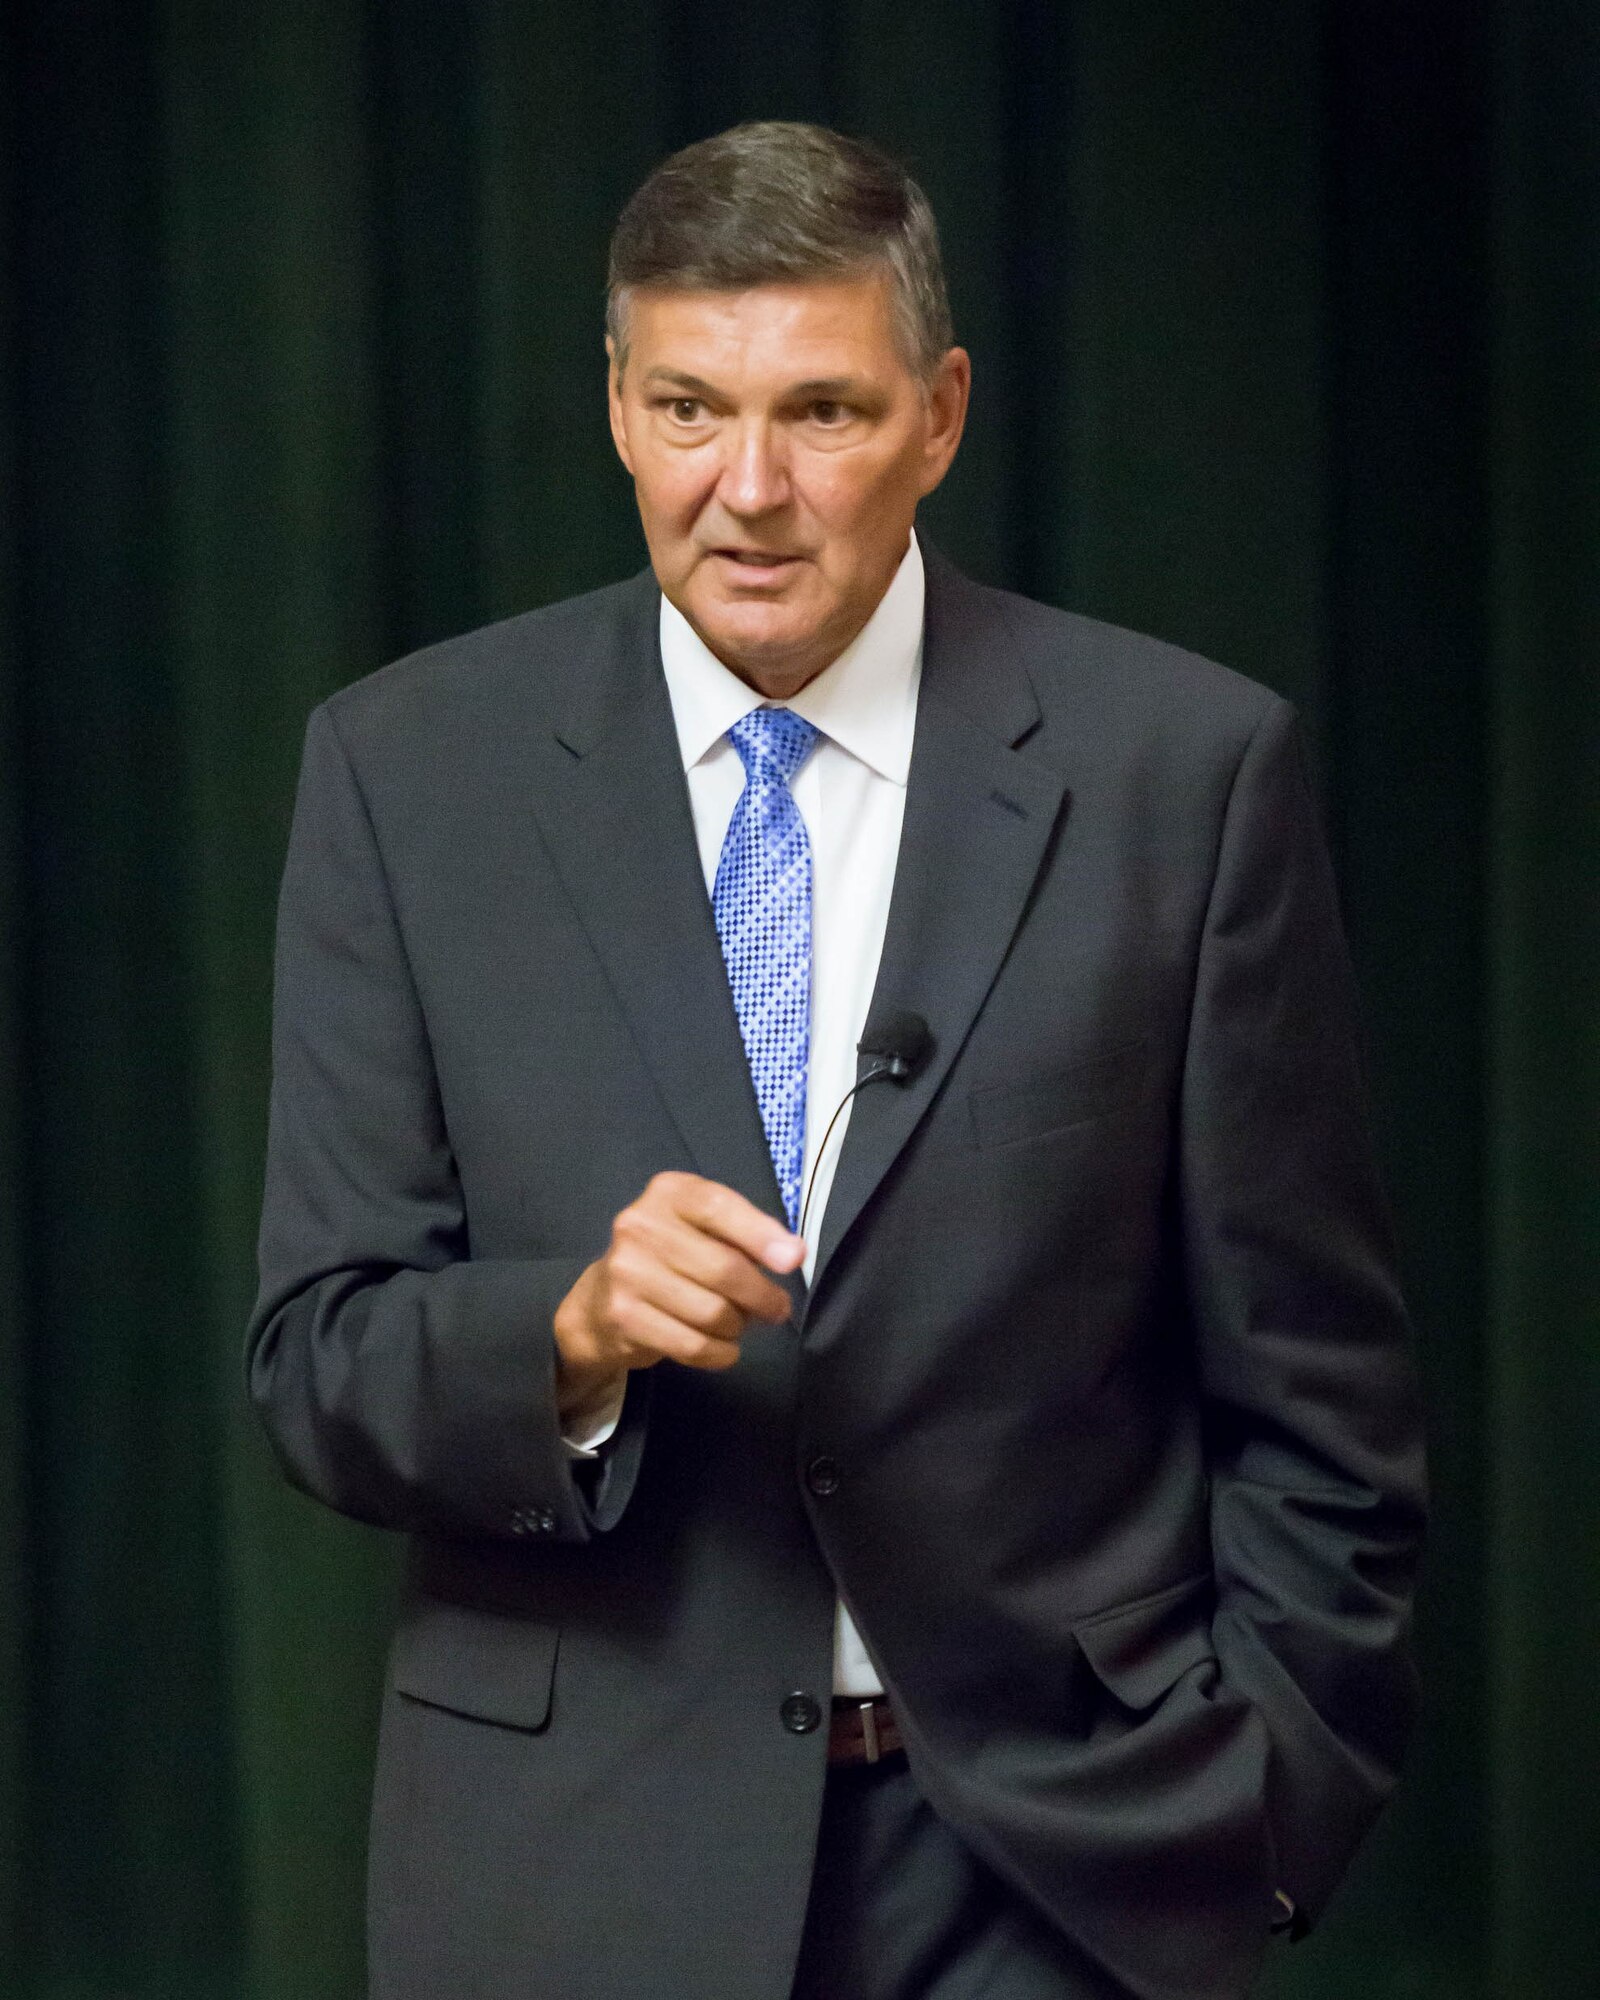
left=552, top=1172, right=804, bottom=1423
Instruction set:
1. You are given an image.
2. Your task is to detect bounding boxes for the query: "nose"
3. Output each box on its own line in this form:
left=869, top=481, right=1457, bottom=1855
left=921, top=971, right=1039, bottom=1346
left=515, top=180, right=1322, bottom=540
left=717, top=416, right=790, bottom=517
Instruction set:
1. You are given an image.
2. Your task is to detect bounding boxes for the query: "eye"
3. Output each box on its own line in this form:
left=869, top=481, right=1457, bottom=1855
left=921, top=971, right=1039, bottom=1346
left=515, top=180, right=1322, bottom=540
left=667, top=398, right=704, bottom=423
left=809, top=399, right=848, bottom=425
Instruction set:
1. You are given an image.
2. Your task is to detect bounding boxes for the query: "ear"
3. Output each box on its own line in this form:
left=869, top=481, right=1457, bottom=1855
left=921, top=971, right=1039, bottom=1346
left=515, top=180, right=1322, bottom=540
left=606, top=336, right=635, bottom=475
left=917, top=346, right=971, bottom=497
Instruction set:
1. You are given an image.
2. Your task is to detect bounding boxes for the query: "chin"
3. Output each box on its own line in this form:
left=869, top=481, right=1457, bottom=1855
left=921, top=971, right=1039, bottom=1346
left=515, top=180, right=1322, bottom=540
left=715, top=638, right=811, bottom=687
left=699, top=604, right=811, bottom=664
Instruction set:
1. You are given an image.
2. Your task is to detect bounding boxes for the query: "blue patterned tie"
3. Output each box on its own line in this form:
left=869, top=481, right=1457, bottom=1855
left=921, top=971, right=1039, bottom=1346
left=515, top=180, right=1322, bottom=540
left=712, top=707, right=820, bottom=1230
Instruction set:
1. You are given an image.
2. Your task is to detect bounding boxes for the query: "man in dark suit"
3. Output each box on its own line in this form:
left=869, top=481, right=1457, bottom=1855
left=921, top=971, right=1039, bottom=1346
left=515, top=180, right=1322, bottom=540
left=247, top=122, right=1425, bottom=2000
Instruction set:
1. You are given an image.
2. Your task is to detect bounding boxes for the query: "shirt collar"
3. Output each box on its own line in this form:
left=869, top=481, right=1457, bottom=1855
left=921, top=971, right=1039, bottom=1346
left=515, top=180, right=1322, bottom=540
left=657, top=531, right=924, bottom=786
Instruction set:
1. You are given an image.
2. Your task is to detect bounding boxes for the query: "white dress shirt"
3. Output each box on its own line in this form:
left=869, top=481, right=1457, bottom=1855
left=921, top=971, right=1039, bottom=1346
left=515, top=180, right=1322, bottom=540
left=565, top=533, right=925, bottom=1697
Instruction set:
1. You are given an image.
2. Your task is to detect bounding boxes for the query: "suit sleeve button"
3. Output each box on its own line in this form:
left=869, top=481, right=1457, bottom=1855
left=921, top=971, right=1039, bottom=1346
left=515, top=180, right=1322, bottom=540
left=805, top=1455, right=840, bottom=1497
left=534, top=1507, right=557, bottom=1533
left=779, top=1692, right=822, bottom=1735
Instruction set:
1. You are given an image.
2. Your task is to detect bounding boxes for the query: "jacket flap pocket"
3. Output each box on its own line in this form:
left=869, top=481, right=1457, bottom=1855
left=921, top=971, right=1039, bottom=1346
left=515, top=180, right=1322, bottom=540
left=970, top=1038, right=1150, bottom=1150
left=1072, top=1571, right=1216, bottom=1710
left=390, top=1599, right=559, bottom=1732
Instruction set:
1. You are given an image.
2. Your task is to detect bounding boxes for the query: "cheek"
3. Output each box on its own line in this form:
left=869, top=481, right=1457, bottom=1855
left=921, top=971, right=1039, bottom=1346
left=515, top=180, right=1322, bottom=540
left=811, top=471, right=863, bottom=526
left=810, top=437, right=918, bottom=519
left=807, top=468, right=914, bottom=570
left=635, top=472, right=709, bottom=551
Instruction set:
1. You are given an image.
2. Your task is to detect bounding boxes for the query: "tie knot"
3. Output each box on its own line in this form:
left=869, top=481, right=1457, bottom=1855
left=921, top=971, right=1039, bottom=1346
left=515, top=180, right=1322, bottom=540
left=728, top=706, right=818, bottom=786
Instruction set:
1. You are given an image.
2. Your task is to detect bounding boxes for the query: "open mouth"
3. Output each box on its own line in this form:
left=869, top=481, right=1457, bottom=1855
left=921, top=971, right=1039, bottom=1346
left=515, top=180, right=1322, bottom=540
left=714, top=549, right=803, bottom=582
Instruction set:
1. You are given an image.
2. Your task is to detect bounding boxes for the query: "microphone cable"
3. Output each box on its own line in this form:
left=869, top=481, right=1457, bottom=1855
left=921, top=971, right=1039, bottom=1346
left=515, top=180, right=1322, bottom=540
left=797, top=1010, right=933, bottom=1245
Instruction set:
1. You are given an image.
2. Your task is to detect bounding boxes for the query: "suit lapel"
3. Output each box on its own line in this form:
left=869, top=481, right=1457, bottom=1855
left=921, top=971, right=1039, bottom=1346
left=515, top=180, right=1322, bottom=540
left=807, top=551, right=1069, bottom=1299
left=526, top=574, right=784, bottom=1225
left=522, top=553, right=1067, bottom=1293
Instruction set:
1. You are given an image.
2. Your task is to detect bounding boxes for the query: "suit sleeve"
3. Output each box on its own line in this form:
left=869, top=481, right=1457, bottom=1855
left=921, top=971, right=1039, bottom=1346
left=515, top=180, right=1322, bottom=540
left=1179, top=696, right=1427, bottom=1929
left=245, top=701, right=649, bottom=1544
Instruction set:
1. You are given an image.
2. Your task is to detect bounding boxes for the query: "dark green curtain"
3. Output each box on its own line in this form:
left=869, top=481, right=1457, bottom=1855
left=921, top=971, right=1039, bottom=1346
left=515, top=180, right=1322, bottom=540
left=2, top=3, right=1594, bottom=1995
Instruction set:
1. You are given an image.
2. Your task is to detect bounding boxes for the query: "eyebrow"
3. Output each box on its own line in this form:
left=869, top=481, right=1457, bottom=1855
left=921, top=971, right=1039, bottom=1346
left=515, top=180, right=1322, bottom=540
left=641, top=369, right=721, bottom=394
left=640, top=368, right=872, bottom=400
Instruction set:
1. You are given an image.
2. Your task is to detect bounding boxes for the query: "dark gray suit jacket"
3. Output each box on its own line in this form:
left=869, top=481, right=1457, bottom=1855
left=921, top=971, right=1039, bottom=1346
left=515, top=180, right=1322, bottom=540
left=247, top=547, right=1426, bottom=2000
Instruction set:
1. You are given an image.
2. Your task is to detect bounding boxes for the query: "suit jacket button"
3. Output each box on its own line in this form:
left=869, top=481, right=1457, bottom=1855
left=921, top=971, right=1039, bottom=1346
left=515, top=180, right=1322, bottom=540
left=779, top=1692, right=822, bottom=1735
left=805, top=1455, right=840, bottom=1497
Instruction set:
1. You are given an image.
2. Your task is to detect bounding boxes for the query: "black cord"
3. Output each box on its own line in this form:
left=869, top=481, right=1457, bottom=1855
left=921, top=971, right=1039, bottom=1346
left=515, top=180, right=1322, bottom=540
left=797, top=1062, right=895, bottom=1244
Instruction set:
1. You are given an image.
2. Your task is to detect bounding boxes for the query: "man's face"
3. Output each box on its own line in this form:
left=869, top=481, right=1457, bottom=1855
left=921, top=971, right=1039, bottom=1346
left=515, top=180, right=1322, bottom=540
left=607, top=271, right=969, bottom=699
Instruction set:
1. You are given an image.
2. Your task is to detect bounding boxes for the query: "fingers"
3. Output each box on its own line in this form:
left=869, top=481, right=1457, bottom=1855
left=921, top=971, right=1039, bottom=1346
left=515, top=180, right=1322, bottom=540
left=580, top=1173, right=804, bottom=1374
left=628, top=1174, right=801, bottom=1315
left=614, top=1220, right=789, bottom=1328
left=614, top=1254, right=750, bottom=1344
left=620, top=1168, right=800, bottom=1344
left=604, top=1293, right=745, bottom=1372
left=653, top=1172, right=805, bottom=1277
left=554, top=1255, right=746, bottom=1386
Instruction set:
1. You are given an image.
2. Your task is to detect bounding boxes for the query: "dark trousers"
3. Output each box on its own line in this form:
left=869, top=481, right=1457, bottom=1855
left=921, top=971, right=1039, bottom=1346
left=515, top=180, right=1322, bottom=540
left=789, top=1756, right=1137, bottom=2000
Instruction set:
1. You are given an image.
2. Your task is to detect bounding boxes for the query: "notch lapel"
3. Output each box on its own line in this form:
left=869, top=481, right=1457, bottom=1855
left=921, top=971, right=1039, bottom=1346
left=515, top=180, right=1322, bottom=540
left=807, top=555, right=1068, bottom=1300
left=526, top=577, right=784, bottom=1226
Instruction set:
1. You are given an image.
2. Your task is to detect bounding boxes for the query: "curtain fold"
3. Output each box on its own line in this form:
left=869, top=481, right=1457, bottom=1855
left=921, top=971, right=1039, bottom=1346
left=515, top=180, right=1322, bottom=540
left=0, top=4, right=1592, bottom=1994
left=164, top=7, right=392, bottom=1991
left=1484, top=5, right=1600, bottom=1990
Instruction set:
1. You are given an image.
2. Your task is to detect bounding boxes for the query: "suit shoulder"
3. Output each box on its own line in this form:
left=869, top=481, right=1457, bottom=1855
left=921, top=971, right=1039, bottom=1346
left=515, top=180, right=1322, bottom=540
left=317, top=569, right=654, bottom=753
left=977, top=581, right=1288, bottom=743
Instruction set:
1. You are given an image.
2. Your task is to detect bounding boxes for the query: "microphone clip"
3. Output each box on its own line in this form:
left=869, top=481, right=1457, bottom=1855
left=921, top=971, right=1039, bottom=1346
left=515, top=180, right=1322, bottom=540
left=797, top=1010, right=934, bottom=1244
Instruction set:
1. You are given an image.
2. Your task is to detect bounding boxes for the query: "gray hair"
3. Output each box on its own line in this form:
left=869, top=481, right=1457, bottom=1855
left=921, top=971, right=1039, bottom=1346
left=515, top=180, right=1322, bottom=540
left=606, top=121, right=953, bottom=382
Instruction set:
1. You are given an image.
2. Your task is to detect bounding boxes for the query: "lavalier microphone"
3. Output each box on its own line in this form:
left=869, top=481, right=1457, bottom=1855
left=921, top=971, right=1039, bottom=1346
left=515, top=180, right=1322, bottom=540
left=855, top=1007, right=934, bottom=1084
left=797, top=1008, right=934, bottom=1243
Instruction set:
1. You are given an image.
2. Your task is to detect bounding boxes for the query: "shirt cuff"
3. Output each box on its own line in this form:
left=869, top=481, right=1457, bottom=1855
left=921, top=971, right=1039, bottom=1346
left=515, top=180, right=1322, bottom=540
left=559, top=1374, right=629, bottom=1460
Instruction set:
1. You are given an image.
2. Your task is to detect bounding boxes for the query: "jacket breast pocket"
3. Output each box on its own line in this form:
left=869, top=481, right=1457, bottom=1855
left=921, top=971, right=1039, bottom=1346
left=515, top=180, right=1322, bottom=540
left=390, top=1597, right=560, bottom=1732
left=969, top=1038, right=1150, bottom=1150
left=1072, top=1570, right=1217, bottom=1710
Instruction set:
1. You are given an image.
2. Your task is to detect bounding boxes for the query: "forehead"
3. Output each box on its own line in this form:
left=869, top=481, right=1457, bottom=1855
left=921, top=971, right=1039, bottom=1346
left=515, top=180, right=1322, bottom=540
left=623, top=271, right=908, bottom=384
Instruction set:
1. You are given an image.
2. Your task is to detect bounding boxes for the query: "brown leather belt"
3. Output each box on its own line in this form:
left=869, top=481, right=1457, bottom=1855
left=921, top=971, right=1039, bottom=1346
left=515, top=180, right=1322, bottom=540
left=827, top=1697, right=905, bottom=1767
